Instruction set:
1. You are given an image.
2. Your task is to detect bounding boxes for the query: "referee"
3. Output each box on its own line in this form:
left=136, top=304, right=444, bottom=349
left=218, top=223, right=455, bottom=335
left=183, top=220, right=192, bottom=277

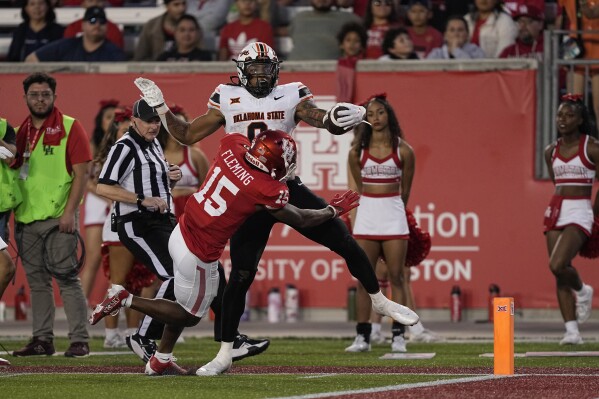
left=97, top=99, right=182, bottom=361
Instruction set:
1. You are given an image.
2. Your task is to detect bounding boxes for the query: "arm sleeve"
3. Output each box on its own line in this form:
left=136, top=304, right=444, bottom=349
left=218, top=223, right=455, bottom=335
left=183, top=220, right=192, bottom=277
left=207, top=86, right=222, bottom=110
left=7, top=25, right=25, bottom=62
left=35, top=39, right=66, bottom=62
left=262, top=183, right=289, bottom=210
left=3, top=124, right=16, bottom=145
left=66, top=120, right=92, bottom=173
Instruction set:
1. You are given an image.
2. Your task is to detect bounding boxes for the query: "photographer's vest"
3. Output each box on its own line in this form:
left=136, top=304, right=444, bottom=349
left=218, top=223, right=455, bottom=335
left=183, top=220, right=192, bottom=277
left=0, top=118, right=22, bottom=212
left=14, top=115, right=75, bottom=224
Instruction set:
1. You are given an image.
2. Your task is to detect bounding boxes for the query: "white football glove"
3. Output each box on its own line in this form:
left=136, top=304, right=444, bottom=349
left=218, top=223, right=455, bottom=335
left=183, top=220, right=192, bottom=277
left=134, top=77, right=169, bottom=115
left=0, top=146, right=14, bottom=160
left=332, top=102, right=366, bottom=128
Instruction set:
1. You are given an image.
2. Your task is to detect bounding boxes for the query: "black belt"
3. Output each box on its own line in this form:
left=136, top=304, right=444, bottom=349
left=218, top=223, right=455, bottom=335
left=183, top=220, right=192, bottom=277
left=116, top=211, right=174, bottom=224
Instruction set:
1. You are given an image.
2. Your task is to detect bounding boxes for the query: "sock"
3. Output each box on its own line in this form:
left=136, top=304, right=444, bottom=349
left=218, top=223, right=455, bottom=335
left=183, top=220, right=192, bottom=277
left=109, top=284, right=125, bottom=295
left=154, top=351, right=172, bottom=363
left=105, top=328, right=119, bottom=340
left=391, top=321, right=405, bottom=337
left=123, top=295, right=133, bottom=307
left=126, top=328, right=137, bottom=337
left=216, top=342, right=234, bottom=361
left=371, top=322, right=381, bottom=335
left=565, top=320, right=579, bottom=334
left=356, top=322, right=372, bottom=342
left=574, top=284, right=588, bottom=296
left=409, top=321, right=425, bottom=335
left=369, top=291, right=386, bottom=307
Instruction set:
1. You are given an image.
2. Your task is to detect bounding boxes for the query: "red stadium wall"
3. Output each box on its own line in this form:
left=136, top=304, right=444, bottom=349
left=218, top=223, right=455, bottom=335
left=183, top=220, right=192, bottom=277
left=1, top=70, right=597, bottom=312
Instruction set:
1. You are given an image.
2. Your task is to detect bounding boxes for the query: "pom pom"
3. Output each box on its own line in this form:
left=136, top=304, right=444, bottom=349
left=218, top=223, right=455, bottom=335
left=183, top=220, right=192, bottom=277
left=405, top=208, right=432, bottom=267
left=101, top=245, right=156, bottom=295
left=580, top=217, right=599, bottom=259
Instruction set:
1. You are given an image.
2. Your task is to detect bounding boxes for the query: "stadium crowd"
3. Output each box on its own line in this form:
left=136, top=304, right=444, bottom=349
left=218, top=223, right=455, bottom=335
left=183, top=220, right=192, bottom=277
left=0, top=0, right=555, bottom=62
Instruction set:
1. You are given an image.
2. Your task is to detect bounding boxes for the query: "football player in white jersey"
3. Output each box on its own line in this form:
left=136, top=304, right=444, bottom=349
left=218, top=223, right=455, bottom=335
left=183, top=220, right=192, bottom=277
left=135, top=41, right=419, bottom=376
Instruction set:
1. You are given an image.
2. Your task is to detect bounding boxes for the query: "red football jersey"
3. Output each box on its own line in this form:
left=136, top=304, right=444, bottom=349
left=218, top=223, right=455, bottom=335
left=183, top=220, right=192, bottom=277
left=180, top=134, right=289, bottom=262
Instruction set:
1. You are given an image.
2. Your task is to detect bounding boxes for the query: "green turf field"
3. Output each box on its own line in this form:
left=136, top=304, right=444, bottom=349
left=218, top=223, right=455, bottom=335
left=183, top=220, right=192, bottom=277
left=1, top=338, right=598, bottom=398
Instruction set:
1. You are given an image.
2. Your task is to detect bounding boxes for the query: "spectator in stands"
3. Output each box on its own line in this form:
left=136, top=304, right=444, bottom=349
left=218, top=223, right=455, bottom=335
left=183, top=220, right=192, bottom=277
left=363, top=0, right=402, bottom=60
left=429, top=0, right=473, bottom=32
left=336, top=21, right=367, bottom=103
left=133, top=0, right=187, bottom=61
left=427, top=14, right=486, bottom=59
left=63, top=0, right=125, bottom=50
left=379, top=27, right=419, bottom=59
left=558, top=0, right=599, bottom=131
left=406, top=0, right=443, bottom=58
left=25, top=6, right=126, bottom=62
left=62, top=0, right=123, bottom=7
left=499, top=4, right=544, bottom=60
left=218, top=0, right=274, bottom=61
left=503, top=0, right=545, bottom=17
left=186, top=0, right=234, bottom=53
left=157, top=14, right=212, bottom=61
left=7, top=0, right=64, bottom=62
left=464, top=0, right=517, bottom=57
left=287, top=0, right=361, bottom=60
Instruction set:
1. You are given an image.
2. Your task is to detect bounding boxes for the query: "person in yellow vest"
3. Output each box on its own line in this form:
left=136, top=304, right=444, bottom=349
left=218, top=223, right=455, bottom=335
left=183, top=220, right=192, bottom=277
left=0, top=117, right=19, bottom=241
left=10, top=73, right=92, bottom=358
left=0, top=117, right=19, bottom=367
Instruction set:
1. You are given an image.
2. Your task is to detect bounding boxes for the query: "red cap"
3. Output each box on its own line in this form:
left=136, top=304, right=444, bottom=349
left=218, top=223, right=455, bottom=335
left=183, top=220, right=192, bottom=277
left=513, top=4, right=545, bottom=21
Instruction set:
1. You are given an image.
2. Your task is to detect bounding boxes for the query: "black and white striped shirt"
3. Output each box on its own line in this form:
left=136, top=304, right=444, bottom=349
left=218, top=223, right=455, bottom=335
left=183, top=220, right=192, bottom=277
left=98, top=129, right=171, bottom=216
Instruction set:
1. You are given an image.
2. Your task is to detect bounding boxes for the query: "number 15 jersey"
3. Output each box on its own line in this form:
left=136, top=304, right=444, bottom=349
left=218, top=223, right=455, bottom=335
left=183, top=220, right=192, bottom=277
left=180, top=134, right=289, bottom=262
left=207, top=82, right=314, bottom=139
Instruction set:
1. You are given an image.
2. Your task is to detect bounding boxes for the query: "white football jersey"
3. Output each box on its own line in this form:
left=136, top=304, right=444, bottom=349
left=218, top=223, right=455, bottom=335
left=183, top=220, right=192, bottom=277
left=207, top=82, right=313, bottom=139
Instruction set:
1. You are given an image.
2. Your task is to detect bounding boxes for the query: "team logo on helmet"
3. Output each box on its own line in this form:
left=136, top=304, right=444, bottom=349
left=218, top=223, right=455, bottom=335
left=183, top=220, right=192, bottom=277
left=245, top=130, right=297, bottom=182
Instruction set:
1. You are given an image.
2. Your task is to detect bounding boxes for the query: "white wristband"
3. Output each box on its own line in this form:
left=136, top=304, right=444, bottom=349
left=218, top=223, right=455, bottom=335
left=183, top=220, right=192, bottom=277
left=155, top=103, right=169, bottom=116
left=327, top=205, right=338, bottom=218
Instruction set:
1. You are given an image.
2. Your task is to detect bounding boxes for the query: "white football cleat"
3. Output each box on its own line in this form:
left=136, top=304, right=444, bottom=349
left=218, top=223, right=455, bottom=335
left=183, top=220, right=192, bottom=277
left=371, top=296, right=419, bottom=326
left=195, top=357, right=232, bottom=376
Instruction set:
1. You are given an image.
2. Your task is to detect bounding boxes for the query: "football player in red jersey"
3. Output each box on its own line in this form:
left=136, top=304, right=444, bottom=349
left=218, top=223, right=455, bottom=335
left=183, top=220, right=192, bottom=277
left=134, top=41, right=419, bottom=376
left=90, top=129, right=360, bottom=375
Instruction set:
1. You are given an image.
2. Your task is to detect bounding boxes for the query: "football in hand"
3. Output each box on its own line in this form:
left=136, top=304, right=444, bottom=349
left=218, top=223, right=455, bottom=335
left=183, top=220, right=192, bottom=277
left=324, top=105, right=353, bottom=136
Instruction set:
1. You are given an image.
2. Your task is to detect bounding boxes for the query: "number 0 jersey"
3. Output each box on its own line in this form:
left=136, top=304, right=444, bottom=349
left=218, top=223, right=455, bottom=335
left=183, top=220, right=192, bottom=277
left=207, top=82, right=313, bottom=139
left=180, top=134, right=289, bottom=262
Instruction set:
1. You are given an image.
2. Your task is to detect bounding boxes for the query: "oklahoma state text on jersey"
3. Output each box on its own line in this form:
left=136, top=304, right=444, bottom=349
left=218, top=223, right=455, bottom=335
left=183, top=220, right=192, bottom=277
left=180, top=134, right=290, bottom=262
left=208, top=82, right=313, bottom=139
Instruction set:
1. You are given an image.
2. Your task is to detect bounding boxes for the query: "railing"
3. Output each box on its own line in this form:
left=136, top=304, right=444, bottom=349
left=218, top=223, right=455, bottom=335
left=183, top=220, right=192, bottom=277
left=539, top=29, right=599, bottom=179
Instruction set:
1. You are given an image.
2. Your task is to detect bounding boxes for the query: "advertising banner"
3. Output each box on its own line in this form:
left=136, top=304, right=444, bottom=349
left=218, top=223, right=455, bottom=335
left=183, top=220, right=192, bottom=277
left=1, top=69, right=596, bottom=311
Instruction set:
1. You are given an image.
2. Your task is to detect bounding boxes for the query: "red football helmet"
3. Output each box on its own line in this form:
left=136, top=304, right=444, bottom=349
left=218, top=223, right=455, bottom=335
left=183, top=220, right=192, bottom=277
left=245, top=130, right=297, bottom=182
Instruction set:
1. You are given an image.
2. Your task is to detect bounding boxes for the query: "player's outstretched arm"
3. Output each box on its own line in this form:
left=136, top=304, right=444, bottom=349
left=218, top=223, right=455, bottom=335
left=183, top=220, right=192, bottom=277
left=268, top=190, right=360, bottom=228
left=134, top=77, right=224, bottom=145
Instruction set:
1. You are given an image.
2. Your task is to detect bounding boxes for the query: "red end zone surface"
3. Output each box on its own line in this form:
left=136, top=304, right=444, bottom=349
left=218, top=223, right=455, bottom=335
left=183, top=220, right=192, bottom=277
left=2, top=366, right=598, bottom=398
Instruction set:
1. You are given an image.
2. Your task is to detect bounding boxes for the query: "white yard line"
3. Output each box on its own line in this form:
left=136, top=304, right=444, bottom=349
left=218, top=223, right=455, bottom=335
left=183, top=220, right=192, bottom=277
left=268, top=375, right=512, bottom=399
